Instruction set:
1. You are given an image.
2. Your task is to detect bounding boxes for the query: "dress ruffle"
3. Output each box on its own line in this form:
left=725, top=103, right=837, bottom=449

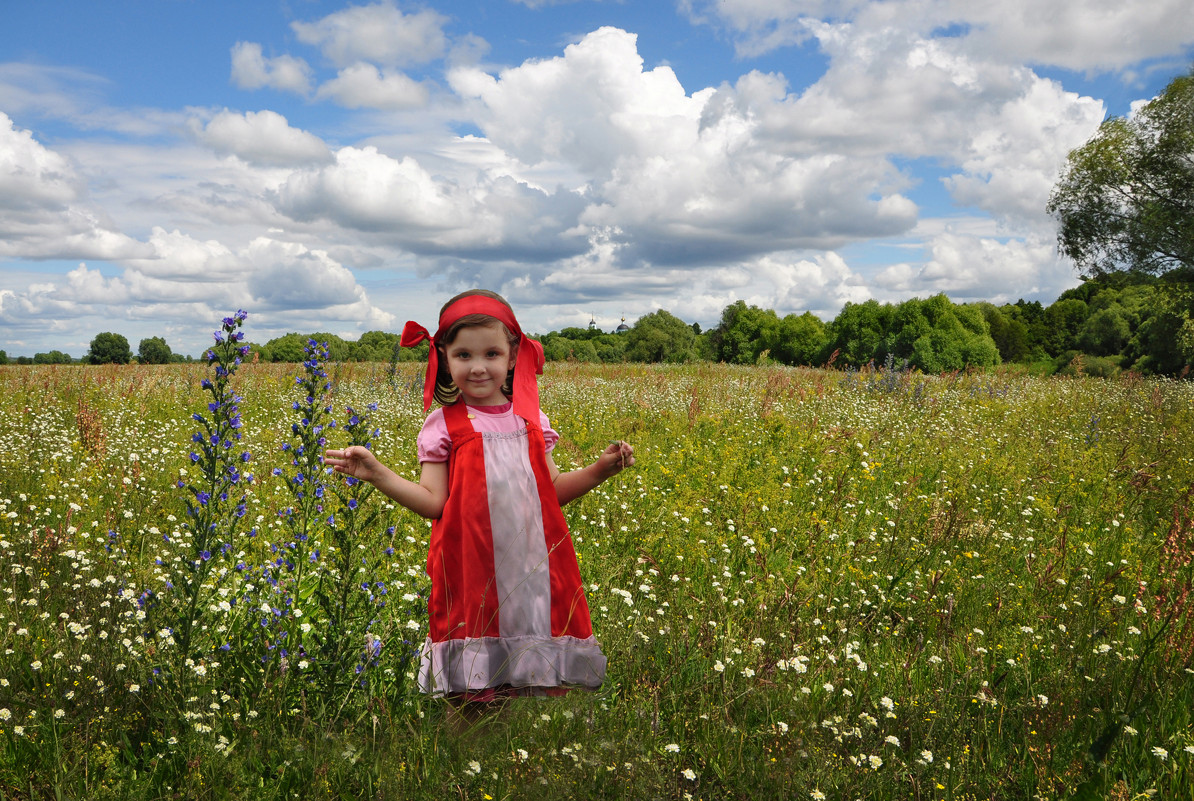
left=418, top=634, right=606, bottom=697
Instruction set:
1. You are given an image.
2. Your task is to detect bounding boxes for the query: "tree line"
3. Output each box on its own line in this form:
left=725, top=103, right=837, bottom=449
left=4, top=270, right=1186, bottom=376
left=0, top=335, right=184, bottom=366
left=537, top=270, right=1190, bottom=376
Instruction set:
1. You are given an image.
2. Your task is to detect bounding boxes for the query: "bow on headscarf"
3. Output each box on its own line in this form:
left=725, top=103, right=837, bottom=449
left=400, top=295, right=545, bottom=422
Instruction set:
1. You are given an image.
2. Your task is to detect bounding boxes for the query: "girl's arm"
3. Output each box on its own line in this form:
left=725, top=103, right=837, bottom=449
left=549, top=440, right=635, bottom=506
left=324, top=446, right=448, bottom=519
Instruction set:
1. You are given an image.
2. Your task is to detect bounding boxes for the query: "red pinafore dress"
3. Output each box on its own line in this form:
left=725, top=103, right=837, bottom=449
left=416, top=401, right=607, bottom=697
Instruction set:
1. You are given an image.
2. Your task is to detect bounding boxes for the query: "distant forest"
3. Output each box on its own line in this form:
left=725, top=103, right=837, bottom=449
left=3, top=271, right=1190, bottom=377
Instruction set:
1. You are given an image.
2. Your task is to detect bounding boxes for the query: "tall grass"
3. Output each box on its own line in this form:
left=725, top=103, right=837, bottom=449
left=1, top=348, right=1192, bottom=799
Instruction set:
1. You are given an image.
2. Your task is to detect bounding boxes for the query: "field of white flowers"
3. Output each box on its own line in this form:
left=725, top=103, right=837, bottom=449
left=1, top=322, right=1192, bottom=800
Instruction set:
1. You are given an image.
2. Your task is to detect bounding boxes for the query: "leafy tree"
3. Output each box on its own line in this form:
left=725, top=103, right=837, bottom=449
left=265, top=334, right=309, bottom=363
left=820, top=299, right=895, bottom=366
left=1004, top=300, right=1049, bottom=357
left=33, top=350, right=73, bottom=365
left=593, top=334, right=627, bottom=363
left=889, top=298, right=933, bottom=360
left=1127, top=276, right=1194, bottom=374
left=710, top=301, right=780, bottom=364
left=1041, top=298, right=1089, bottom=356
left=624, top=310, right=698, bottom=363
left=542, top=336, right=571, bottom=362
left=138, top=336, right=173, bottom=364
left=772, top=312, right=827, bottom=366
left=0, top=350, right=7, bottom=365
left=264, top=332, right=353, bottom=362
left=1047, top=68, right=1194, bottom=277
left=1078, top=307, right=1130, bottom=356
left=977, top=303, right=1030, bottom=363
left=542, top=336, right=599, bottom=362
left=892, top=295, right=998, bottom=372
left=87, top=332, right=131, bottom=365
left=352, top=331, right=400, bottom=362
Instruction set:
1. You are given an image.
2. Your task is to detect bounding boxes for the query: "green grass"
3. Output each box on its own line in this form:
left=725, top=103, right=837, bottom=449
left=1, top=359, right=1192, bottom=800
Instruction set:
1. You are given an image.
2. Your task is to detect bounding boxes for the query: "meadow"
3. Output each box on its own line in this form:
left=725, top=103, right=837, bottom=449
left=1, top=324, right=1192, bottom=800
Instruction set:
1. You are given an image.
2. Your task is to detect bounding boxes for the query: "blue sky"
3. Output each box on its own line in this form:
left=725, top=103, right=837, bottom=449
left=2, top=0, right=1192, bottom=357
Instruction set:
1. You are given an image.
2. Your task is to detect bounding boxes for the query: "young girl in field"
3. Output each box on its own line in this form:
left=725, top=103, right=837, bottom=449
left=324, top=289, right=633, bottom=702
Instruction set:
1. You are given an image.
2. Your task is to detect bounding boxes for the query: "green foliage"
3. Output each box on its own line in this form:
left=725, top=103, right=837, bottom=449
left=1078, top=307, right=1131, bottom=356
left=1042, top=298, right=1089, bottom=356
left=139, top=276, right=1188, bottom=378
left=263, top=331, right=428, bottom=363
left=1129, top=278, right=1194, bottom=374
left=1048, top=67, right=1194, bottom=277
left=264, top=332, right=308, bottom=362
left=821, top=299, right=895, bottom=366
left=821, top=295, right=999, bottom=371
left=977, top=302, right=1031, bottom=363
left=710, top=300, right=781, bottom=364
left=593, top=332, right=627, bottom=363
left=353, top=330, right=400, bottom=361
left=543, top=335, right=600, bottom=362
left=624, top=309, right=700, bottom=362
left=86, top=332, right=131, bottom=364
left=538, top=327, right=628, bottom=364
left=33, top=350, right=73, bottom=365
left=137, top=336, right=173, bottom=364
left=772, top=311, right=827, bottom=365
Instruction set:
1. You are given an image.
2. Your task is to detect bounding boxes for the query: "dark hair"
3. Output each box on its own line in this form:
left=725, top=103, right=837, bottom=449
left=433, top=289, right=520, bottom=406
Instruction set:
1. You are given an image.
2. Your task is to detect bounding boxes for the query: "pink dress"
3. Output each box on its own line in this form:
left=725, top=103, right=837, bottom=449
left=415, top=401, right=607, bottom=697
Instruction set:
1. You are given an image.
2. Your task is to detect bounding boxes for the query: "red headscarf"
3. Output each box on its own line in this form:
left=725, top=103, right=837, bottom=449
left=400, top=294, right=545, bottom=422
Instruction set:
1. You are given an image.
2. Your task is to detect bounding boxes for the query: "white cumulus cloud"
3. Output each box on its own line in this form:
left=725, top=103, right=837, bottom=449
left=193, top=109, right=332, bottom=166
left=230, top=42, right=313, bottom=95
left=453, top=27, right=919, bottom=266
left=315, top=63, right=429, bottom=110
left=0, top=111, right=82, bottom=211
left=0, top=113, right=150, bottom=261
left=684, top=0, right=1194, bottom=72
left=291, top=3, right=448, bottom=68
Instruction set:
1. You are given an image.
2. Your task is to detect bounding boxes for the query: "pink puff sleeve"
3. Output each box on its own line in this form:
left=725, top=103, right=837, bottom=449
left=539, top=410, right=559, bottom=452
left=416, top=408, right=451, bottom=464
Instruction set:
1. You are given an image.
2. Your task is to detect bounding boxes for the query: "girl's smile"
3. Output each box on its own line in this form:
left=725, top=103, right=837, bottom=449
left=444, top=323, right=516, bottom=406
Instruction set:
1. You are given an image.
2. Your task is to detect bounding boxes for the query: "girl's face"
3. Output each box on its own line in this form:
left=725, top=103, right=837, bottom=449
left=443, top=322, right=516, bottom=406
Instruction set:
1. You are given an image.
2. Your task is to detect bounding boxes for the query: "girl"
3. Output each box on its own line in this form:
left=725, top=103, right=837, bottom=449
left=325, top=289, right=634, bottom=701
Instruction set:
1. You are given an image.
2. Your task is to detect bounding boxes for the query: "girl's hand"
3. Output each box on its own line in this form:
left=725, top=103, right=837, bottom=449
left=599, top=440, right=635, bottom=477
left=324, top=445, right=382, bottom=482
left=551, top=441, right=636, bottom=505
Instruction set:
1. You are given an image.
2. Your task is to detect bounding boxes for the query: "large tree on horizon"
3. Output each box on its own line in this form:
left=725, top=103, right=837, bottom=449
left=137, top=336, right=173, bottom=364
left=86, top=332, right=132, bottom=365
left=1047, top=68, right=1194, bottom=278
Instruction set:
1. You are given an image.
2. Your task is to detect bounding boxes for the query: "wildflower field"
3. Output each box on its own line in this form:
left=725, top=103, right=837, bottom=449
left=1, top=321, right=1193, bottom=800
